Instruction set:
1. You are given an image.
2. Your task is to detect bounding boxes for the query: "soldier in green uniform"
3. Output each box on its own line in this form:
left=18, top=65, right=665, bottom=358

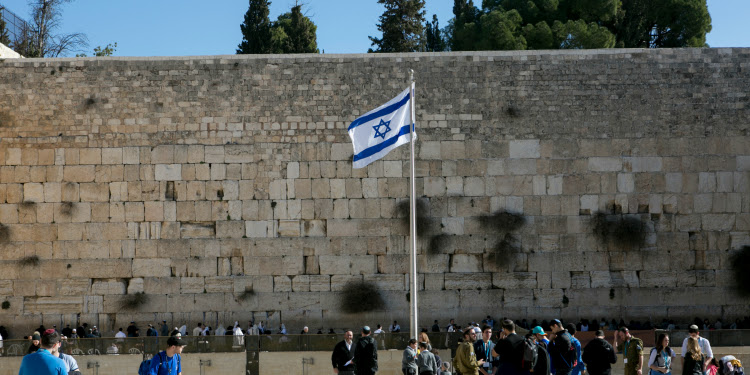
left=615, top=327, right=643, bottom=375
left=453, top=328, right=484, bottom=375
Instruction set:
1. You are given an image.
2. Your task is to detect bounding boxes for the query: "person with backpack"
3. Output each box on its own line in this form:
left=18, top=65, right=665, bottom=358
left=615, top=327, right=643, bottom=375
left=681, top=325, right=713, bottom=372
left=648, top=333, right=675, bottom=375
left=532, top=332, right=552, bottom=375
left=682, top=337, right=705, bottom=375
left=492, top=319, right=527, bottom=375
left=140, top=335, right=186, bottom=375
left=548, top=319, right=577, bottom=375
left=564, top=324, right=585, bottom=375
left=583, top=330, right=617, bottom=375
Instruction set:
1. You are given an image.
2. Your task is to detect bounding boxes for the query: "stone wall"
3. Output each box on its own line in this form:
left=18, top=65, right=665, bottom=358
left=0, top=48, right=748, bottom=334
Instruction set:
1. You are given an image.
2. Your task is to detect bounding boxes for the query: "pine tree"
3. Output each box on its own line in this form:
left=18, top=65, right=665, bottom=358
left=424, top=14, right=446, bottom=52
left=369, top=0, right=426, bottom=53
left=0, top=7, right=11, bottom=46
left=271, top=4, right=318, bottom=53
left=450, top=0, right=480, bottom=51
left=237, top=0, right=273, bottom=54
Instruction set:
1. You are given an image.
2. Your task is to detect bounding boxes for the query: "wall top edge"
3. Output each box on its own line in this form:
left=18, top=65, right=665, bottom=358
left=1, top=47, right=747, bottom=63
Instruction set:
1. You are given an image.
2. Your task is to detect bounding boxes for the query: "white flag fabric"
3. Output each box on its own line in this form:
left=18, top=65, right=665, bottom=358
left=348, top=84, right=415, bottom=169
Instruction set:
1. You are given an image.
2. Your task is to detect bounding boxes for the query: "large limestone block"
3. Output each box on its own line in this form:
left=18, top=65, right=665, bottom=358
left=63, top=166, right=95, bottom=182
left=144, top=277, right=180, bottom=294
left=509, top=140, right=540, bottom=159
left=450, top=254, right=483, bottom=272
left=273, top=276, right=292, bottom=292
left=308, top=275, right=331, bottom=292
left=588, top=157, right=622, bottom=172
left=91, top=279, right=127, bottom=295
left=181, top=277, right=205, bottom=294
left=133, top=258, right=171, bottom=277
left=639, top=271, right=677, bottom=288
left=23, top=183, right=44, bottom=202
left=251, top=256, right=305, bottom=276
left=319, top=255, right=376, bottom=275
left=187, top=258, right=218, bottom=277
left=492, top=272, right=537, bottom=289
left=216, top=221, right=245, bottom=238
left=363, top=274, right=405, bottom=291
left=418, top=254, right=450, bottom=274
left=624, top=157, right=663, bottom=172
left=330, top=275, right=363, bottom=291
left=444, top=273, right=491, bottom=290
left=155, top=164, right=182, bottom=181
left=24, top=296, right=83, bottom=314
left=377, top=254, right=409, bottom=274
left=702, top=214, right=735, bottom=231
left=180, top=222, right=215, bottom=239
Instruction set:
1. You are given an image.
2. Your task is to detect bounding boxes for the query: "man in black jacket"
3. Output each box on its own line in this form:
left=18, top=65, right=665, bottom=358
left=582, top=330, right=617, bottom=375
left=332, top=330, right=356, bottom=375
left=353, top=326, right=378, bottom=375
left=548, top=319, right=576, bottom=375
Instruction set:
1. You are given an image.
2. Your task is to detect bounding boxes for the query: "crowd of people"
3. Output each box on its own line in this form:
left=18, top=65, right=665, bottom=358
left=328, top=319, right=745, bottom=375
left=3, top=316, right=749, bottom=375
left=15, top=324, right=189, bottom=375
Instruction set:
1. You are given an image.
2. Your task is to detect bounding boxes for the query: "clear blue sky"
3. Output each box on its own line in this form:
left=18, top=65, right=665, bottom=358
left=1, top=0, right=747, bottom=56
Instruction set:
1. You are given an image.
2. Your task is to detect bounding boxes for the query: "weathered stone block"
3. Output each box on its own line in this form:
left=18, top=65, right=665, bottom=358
left=133, top=259, right=171, bottom=277
left=509, top=140, right=540, bottom=159
left=444, top=273, right=491, bottom=290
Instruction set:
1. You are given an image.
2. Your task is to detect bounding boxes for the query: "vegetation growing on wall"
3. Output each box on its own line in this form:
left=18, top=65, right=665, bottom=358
left=120, top=292, right=149, bottom=310
left=19, top=255, right=40, bottom=267
left=480, top=210, right=526, bottom=267
left=0, top=224, right=9, bottom=242
left=591, top=211, right=646, bottom=249
left=341, top=280, right=384, bottom=314
left=730, top=246, right=750, bottom=296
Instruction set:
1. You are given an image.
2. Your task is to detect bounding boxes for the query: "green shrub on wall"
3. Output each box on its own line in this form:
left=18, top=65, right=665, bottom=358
left=730, top=246, right=750, bottom=296
left=340, top=281, right=384, bottom=314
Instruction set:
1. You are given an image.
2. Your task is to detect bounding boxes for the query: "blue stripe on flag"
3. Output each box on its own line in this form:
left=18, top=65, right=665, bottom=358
left=347, top=93, right=411, bottom=131
left=352, top=124, right=413, bottom=162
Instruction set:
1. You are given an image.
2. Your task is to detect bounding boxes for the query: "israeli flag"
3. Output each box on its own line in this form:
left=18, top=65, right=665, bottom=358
left=348, top=84, right=415, bottom=169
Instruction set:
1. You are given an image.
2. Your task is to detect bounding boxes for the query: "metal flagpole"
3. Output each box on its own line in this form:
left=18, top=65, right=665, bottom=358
left=408, top=70, right=418, bottom=341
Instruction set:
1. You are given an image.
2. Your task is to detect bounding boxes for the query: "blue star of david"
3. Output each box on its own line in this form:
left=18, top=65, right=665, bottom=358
left=373, top=119, right=392, bottom=139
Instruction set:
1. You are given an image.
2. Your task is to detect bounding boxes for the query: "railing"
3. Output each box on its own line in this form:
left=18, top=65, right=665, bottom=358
left=0, top=332, right=463, bottom=358
left=0, top=3, right=28, bottom=46
left=4, top=329, right=749, bottom=359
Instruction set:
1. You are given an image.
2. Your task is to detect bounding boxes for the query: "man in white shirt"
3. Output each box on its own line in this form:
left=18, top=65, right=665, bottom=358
left=681, top=325, right=712, bottom=370
left=373, top=324, right=384, bottom=334
left=192, top=323, right=203, bottom=337
left=332, top=330, right=355, bottom=374
left=114, top=328, right=126, bottom=341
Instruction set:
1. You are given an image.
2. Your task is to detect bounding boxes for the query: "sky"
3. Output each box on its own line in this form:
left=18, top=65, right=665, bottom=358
left=0, top=0, right=747, bottom=57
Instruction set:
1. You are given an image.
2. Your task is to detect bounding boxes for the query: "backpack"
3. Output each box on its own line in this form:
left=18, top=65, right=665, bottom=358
left=522, top=336, right=539, bottom=370
left=557, top=332, right=577, bottom=369
left=138, top=352, right=180, bottom=375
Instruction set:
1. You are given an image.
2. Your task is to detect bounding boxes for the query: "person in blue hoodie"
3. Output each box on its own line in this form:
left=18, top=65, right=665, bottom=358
left=565, top=323, right=586, bottom=375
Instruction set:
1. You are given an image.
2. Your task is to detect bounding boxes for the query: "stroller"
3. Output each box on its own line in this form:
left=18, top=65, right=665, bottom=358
left=718, top=356, right=745, bottom=375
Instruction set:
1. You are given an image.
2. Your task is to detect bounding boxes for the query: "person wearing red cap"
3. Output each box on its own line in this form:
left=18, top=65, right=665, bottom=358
left=18, top=329, right=67, bottom=375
